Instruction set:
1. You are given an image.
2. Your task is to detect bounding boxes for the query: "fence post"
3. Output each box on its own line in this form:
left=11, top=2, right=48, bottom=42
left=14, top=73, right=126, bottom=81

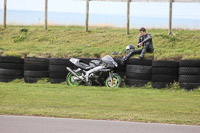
left=45, top=0, right=48, bottom=30
left=85, top=0, right=89, bottom=32
left=126, top=0, right=130, bottom=35
left=4, top=0, right=7, bottom=29
left=168, top=0, right=173, bottom=35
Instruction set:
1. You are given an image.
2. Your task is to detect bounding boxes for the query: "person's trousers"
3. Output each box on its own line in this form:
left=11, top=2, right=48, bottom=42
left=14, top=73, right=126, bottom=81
left=122, top=45, right=151, bottom=61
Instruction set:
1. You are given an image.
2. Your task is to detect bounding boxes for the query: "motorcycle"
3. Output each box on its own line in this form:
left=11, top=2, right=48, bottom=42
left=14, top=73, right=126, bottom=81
left=66, top=55, right=122, bottom=87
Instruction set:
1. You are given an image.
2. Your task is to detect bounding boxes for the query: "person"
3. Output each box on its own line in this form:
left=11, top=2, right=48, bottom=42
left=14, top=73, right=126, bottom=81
left=117, top=27, right=154, bottom=64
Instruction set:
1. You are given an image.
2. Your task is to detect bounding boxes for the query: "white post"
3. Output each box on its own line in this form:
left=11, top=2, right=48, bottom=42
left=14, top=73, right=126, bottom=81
left=169, top=0, right=173, bottom=35
left=85, top=0, right=89, bottom=32
left=4, top=0, right=7, bottom=29
left=45, top=0, right=48, bottom=30
left=127, top=0, right=130, bottom=35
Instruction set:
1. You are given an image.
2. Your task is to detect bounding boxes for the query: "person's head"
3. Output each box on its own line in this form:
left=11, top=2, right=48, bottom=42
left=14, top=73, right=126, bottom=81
left=139, top=27, right=146, bottom=36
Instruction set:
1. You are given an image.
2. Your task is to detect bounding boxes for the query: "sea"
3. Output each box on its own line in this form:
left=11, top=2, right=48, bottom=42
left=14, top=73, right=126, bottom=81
left=0, top=9, right=200, bottom=29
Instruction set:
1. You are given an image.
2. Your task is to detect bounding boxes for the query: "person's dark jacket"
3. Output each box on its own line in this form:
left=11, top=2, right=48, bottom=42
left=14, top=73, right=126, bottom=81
left=138, top=33, right=154, bottom=52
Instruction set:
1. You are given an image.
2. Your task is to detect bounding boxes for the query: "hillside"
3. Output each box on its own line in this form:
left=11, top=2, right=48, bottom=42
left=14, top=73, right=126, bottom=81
left=0, top=26, right=200, bottom=60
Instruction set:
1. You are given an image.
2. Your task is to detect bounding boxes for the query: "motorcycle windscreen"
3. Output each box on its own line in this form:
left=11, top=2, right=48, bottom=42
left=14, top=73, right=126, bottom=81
left=101, top=55, right=115, bottom=68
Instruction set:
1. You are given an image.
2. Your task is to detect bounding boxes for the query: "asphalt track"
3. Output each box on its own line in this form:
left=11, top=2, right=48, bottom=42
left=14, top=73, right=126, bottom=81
left=0, top=115, right=199, bottom=133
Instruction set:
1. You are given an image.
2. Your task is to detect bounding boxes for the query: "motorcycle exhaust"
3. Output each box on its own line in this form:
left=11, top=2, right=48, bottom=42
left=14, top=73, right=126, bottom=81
left=66, top=67, right=86, bottom=82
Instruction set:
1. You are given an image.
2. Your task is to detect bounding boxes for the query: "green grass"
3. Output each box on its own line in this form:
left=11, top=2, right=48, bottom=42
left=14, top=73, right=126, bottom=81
left=0, top=26, right=200, bottom=125
left=0, top=25, right=200, bottom=60
left=0, top=80, right=200, bottom=125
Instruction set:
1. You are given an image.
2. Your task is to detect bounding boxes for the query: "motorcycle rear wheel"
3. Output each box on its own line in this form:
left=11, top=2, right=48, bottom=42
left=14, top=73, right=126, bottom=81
left=66, top=73, right=82, bottom=86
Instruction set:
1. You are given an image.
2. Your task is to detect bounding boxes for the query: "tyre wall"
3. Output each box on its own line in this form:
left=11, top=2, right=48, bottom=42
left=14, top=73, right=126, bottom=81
left=0, top=56, right=200, bottom=90
left=0, top=56, right=24, bottom=82
left=125, top=58, right=152, bottom=87
left=179, top=60, right=200, bottom=90
left=151, top=60, right=179, bottom=89
left=49, top=58, right=74, bottom=84
left=24, top=57, right=49, bottom=83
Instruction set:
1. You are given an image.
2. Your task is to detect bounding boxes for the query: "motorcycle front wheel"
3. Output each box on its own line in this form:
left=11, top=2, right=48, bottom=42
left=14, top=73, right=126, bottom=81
left=105, top=73, right=122, bottom=87
left=66, top=72, right=82, bottom=86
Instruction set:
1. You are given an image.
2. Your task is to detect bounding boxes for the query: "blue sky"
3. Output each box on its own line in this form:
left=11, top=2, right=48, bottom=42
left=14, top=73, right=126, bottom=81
left=0, top=0, right=200, bottom=19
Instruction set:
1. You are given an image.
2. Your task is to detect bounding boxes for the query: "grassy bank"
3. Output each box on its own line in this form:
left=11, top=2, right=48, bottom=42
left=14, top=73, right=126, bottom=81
left=0, top=26, right=200, bottom=60
left=0, top=80, right=200, bottom=125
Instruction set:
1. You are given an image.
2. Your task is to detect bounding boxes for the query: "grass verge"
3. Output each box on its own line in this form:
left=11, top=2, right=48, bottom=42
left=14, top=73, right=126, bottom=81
left=0, top=26, right=200, bottom=60
left=0, top=80, right=200, bottom=125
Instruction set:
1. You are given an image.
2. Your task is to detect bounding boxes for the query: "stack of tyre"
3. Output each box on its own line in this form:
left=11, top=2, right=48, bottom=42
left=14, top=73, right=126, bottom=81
left=125, top=58, right=152, bottom=87
left=24, top=57, right=49, bottom=83
left=179, top=60, right=200, bottom=90
left=0, top=56, right=24, bottom=82
left=49, top=58, right=74, bottom=84
left=151, top=60, right=179, bottom=88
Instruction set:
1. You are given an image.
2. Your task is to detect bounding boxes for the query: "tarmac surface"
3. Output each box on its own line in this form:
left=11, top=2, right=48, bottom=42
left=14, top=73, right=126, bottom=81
left=0, top=115, right=199, bottom=133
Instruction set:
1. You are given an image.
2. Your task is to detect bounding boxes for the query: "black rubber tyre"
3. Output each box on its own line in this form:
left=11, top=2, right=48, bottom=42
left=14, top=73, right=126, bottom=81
left=0, top=63, right=23, bottom=70
left=24, top=57, right=49, bottom=65
left=49, top=58, right=74, bottom=66
left=152, top=60, right=179, bottom=68
left=24, top=64, right=49, bottom=71
left=151, top=75, right=178, bottom=82
left=24, top=71, right=49, bottom=78
left=152, top=67, right=179, bottom=75
left=49, top=65, right=74, bottom=72
left=127, top=58, right=152, bottom=66
left=126, top=72, right=151, bottom=80
left=0, top=79, right=18, bottom=82
left=125, top=78, right=149, bottom=87
left=180, top=83, right=200, bottom=90
left=0, top=76, right=23, bottom=82
left=126, top=65, right=152, bottom=74
left=0, top=56, right=24, bottom=64
left=117, top=72, right=126, bottom=78
left=49, top=72, right=68, bottom=78
left=152, top=82, right=171, bottom=89
left=50, top=78, right=66, bottom=84
left=24, top=77, right=41, bottom=83
left=0, top=78, right=21, bottom=82
left=0, top=75, right=23, bottom=79
left=179, top=67, right=200, bottom=75
left=179, top=60, right=200, bottom=67
left=179, top=75, right=200, bottom=83
left=0, top=69, right=23, bottom=76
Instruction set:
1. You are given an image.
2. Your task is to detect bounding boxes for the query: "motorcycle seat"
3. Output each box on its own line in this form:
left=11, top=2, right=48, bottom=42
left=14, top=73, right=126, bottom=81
left=77, top=62, right=93, bottom=70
